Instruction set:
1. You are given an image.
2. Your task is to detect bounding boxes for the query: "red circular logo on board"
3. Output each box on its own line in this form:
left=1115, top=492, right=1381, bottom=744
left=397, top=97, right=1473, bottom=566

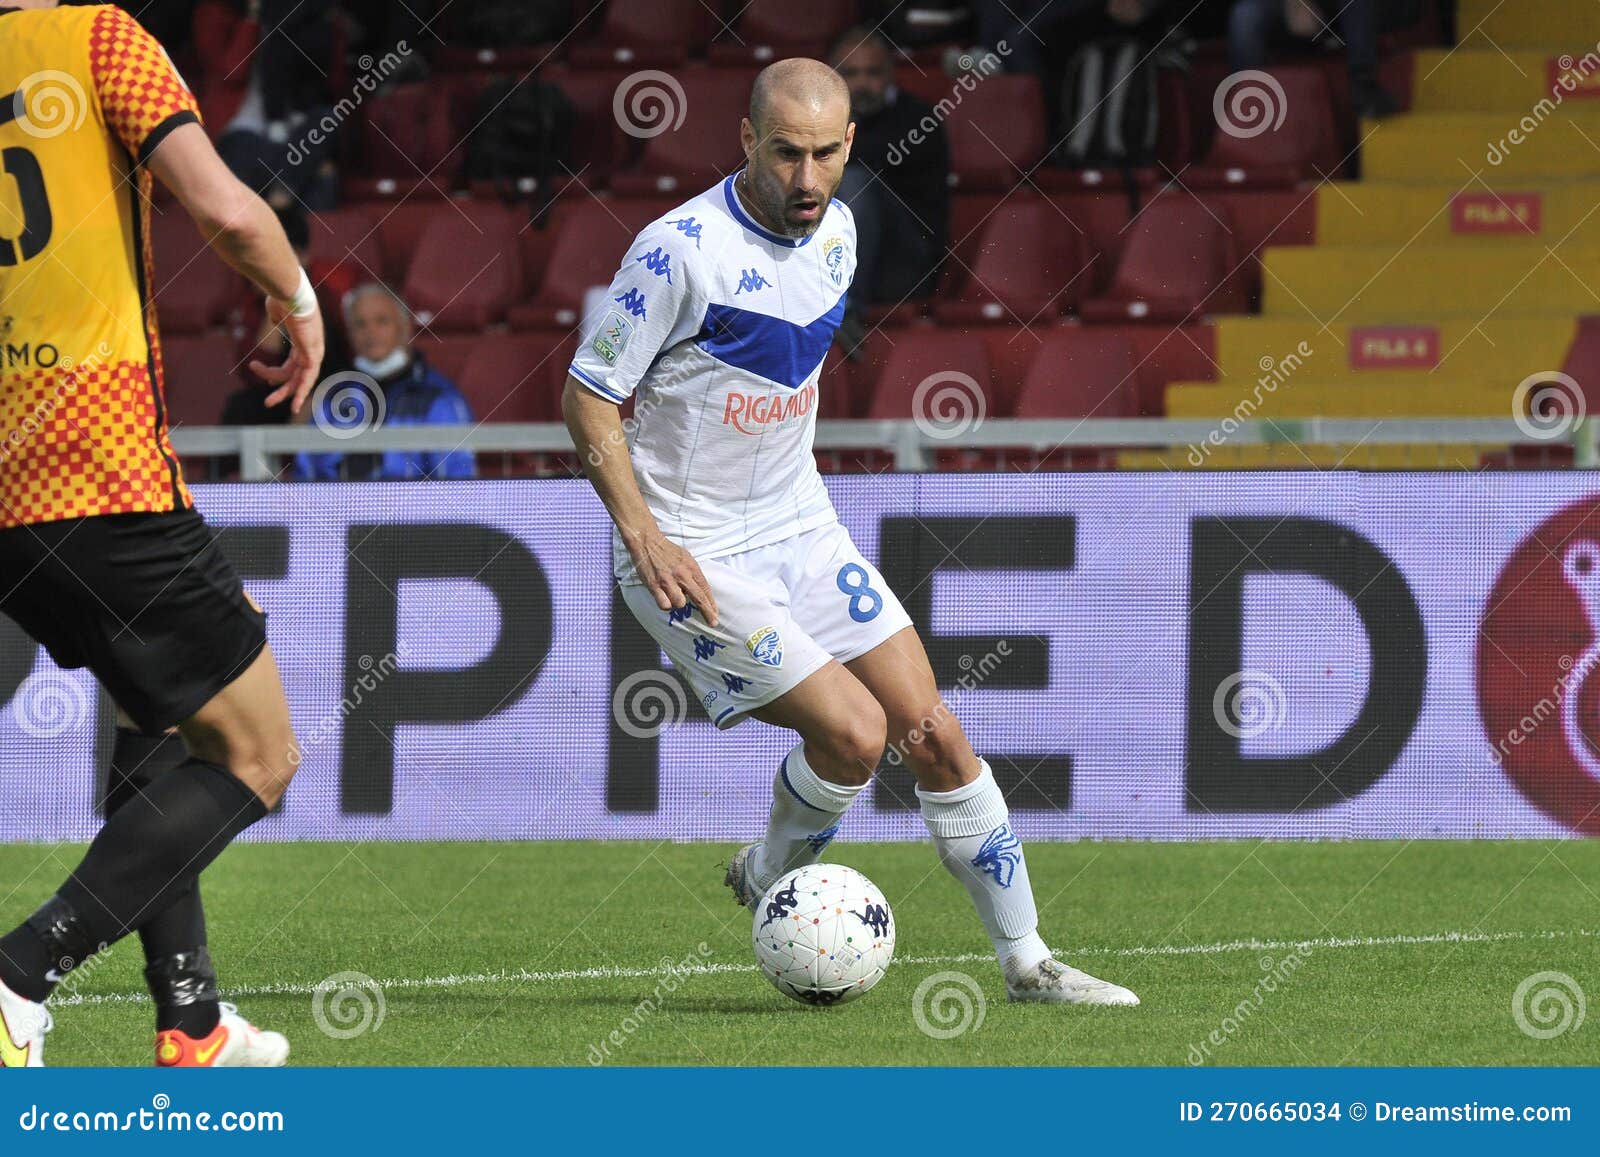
left=1478, top=495, right=1600, bottom=835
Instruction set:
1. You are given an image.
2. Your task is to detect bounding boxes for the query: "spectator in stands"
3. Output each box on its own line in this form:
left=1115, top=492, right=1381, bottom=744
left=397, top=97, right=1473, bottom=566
left=295, top=285, right=476, bottom=481
left=223, top=208, right=353, bottom=426
left=830, top=27, right=950, bottom=312
left=967, top=0, right=1169, bottom=77
left=1228, top=0, right=1400, bottom=119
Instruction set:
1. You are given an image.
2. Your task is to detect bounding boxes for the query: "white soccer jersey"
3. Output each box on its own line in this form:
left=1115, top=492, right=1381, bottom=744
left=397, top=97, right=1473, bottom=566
left=568, top=174, right=856, bottom=578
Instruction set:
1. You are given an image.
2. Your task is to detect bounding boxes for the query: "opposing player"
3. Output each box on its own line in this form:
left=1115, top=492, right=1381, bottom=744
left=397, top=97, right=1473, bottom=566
left=0, top=1, right=324, bottom=1064
left=564, top=59, right=1138, bottom=1005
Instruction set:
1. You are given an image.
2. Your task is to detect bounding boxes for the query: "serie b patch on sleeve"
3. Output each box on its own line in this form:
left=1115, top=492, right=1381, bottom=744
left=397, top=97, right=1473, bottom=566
left=591, top=311, right=633, bottom=366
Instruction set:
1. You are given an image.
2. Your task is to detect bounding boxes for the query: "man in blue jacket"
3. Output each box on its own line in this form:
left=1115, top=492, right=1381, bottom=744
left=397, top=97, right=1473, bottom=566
left=297, top=283, right=476, bottom=480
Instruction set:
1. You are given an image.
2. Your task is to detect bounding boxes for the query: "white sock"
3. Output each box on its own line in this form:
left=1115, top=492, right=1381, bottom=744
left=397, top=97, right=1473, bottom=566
left=918, top=760, right=1051, bottom=973
left=751, top=744, right=865, bottom=892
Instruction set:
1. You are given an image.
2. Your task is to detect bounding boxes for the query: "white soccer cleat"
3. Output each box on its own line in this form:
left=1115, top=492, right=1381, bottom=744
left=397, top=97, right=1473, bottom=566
left=1004, top=958, right=1141, bottom=1006
left=723, top=844, right=764, bottom=912
left=0, top=978, right=51, bottom=1068
left=155, top=1003, right=288, bottom=1067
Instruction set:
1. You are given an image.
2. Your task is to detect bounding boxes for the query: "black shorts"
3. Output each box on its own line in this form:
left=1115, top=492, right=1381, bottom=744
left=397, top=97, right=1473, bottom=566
left=0, top=508, right=267, bottom=733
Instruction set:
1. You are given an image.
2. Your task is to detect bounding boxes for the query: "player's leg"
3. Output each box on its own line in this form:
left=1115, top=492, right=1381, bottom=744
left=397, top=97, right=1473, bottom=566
left=845, top=627, right=1137, bottom=1005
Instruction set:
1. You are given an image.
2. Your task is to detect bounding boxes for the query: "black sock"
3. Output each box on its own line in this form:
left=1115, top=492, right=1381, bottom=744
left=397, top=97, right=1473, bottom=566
left=106, top=729, right=210, bottom=957
left=146, top=949, right=222, bottom=1036
left=0, top=758, right=264, bottom=1002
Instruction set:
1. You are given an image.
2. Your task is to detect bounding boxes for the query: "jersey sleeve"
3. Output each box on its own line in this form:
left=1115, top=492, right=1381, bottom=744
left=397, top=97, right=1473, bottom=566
left=88, top=5, right=201, bottom=163
left=568, top=223, right=704, bottom=404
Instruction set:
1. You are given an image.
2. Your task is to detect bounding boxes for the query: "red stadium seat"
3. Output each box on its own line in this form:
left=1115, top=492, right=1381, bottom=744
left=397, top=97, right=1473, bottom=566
left=709, top=0, right=860, bottom=63
left=1013, top=328, right=1139, bottom=418
left=1080, top=197, right=1247, bottom=323
left=412, top=334, right=481, bottom=385
left=866, top=329, right=995, bottom=423
left=1190, top=68, right=1343, bottom=188
left=374, top=201, right=447, bottom=282
left=936, top=196, right=1094, bottom=322
left=542, top=66, right=632, bottom=180
left=511, top=198, right=677, bottom=328
left=896, top=73, right=1046, bottom=191
left=455, top=333, right=569, bottom=423
left=402, top=201, right=527, bottom=330
left=160, top=333, right=243, bottom=428
left=568, top=0, right=719, bottom=67
left=304, top=206, right=385, bottom=286
left=349, top=82, right=463, bottom=199
left=610, top=67, right=754, bottom=196
left=149, top=210, right=243, bottom=334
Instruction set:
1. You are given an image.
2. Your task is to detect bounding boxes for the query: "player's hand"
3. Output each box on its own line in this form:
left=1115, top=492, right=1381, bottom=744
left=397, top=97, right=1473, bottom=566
left=249, top=299, right=325, bottom=415
left=632, top=534, right=719, bottom=628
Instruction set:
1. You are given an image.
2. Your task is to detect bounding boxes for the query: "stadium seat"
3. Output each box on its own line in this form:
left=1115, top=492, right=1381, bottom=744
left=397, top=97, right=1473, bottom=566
left=1013, top=328, right=1139, bottom=418
left=350, top=82, right=463, bottom=199
left=936, top=196, right=1094, bottom=322
left=1190, top=68, right=1343, bottom=188
left=568, top=0, right=719, bottom=67
left=304, top=206, right=385, bottom=286
left=412, top=334, right=481, bottom=385
left=1080, top=197, right=1247, bottom=322
left=455, top=333, right=569, bottom=423
left=934, top=74, right=1048, bottom=191
left=149, top=209, right=243, bottom=334
left=709, top=0, right=860, bottom=63
left=542, top=66, right=631, bottom=181
left=610, top=68, right=757, bottom=196
left=865, top=329, right=995, bottom=423
left=160, top=333, right=242, bottom=428
left=401, top=201, right=527, bottom=330
left=511, top=197, right=677, bottom=328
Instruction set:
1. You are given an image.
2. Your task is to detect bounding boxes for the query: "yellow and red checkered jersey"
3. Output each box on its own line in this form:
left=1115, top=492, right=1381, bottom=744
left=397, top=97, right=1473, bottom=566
left=0, top=3, right=201, bottom=528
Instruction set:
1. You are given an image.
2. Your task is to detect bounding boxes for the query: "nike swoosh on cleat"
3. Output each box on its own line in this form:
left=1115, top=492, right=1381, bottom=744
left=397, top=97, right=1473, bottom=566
left=194, top=1030, right=228, bottom=1066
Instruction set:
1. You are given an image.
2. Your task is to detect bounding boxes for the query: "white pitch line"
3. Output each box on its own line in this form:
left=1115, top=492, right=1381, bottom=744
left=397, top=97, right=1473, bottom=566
left=47, top=927, right=1597, bottom=1009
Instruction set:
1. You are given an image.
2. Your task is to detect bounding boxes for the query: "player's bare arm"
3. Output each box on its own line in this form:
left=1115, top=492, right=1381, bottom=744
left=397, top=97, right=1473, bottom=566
left=561, top=376, right=719, bottom=626
left=146, top=122, right=324, bottom=413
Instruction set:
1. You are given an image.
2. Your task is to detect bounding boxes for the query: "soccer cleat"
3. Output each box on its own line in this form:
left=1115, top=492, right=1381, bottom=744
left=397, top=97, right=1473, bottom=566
left=0, top=978, right=51, bottom=1068
left=724, top=844, right=764, bottom=912
left=155, top=1003, right=288, bottom=1067
left=1004, top=957, right=1141, bottom=1006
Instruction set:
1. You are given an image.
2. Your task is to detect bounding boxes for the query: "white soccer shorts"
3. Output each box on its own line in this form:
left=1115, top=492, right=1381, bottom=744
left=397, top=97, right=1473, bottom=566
left=621, top=521, right=913, bottom=728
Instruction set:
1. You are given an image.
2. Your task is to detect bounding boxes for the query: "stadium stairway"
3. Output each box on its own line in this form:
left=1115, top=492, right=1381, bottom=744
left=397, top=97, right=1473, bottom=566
left=1159, top=0, right=1600, bottom=469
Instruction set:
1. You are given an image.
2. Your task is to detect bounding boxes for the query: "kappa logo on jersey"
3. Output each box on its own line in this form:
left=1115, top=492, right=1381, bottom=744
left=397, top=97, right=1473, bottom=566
left=666, top=216, right=702, bottom=248
left=721, top=384, right=817, bottom=435
left=734, top=267, right=770, bottom=295
left=822, top=235, right=846, bottom=287
left=746, top=626, right=783, bottom=668
left=613, top=289, right=648, bottom=320
left=971, top=823, right=1023, bottom=888
left=635, top=246, right=673, bottom=284
left=591, top=310, right=634, bottom=365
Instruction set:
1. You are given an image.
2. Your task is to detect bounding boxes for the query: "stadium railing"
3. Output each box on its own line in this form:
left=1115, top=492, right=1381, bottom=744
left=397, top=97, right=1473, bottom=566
left=170, top=419, right=1597, bottom=479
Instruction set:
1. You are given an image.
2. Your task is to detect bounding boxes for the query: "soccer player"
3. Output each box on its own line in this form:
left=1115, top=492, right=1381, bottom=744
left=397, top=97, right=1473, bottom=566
left=0, top=1, right=325, bottom=1064
left=564, top=59, right=1138, bottom=1005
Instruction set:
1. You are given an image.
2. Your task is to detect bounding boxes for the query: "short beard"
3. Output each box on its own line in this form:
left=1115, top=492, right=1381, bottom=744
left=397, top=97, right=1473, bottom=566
left=743, top=169, right=825, bottom=239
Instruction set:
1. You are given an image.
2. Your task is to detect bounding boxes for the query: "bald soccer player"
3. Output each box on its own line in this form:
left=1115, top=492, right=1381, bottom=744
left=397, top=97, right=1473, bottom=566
left=563, top=59, right=1138, bottom=1006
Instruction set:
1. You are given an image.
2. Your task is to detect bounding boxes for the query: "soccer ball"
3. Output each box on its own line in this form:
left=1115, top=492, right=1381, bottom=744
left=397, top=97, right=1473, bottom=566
left=751, top=864, right=895, bottom=1006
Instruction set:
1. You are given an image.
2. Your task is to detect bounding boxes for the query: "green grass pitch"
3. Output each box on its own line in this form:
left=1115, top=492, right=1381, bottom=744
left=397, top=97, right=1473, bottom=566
left=4, top=840, right=1597, bottom=1067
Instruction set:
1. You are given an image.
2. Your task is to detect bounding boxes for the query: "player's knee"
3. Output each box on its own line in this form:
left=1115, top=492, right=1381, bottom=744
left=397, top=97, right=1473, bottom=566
left=209, top=729, right=299, bottom=808
left=892, top=704, right=967, bottom=779
left=817, top=700, right=888, bottom=781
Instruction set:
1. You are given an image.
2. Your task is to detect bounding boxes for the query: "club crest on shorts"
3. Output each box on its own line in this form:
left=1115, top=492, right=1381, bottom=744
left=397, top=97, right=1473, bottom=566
left=746, top=626, right=783, bottom=668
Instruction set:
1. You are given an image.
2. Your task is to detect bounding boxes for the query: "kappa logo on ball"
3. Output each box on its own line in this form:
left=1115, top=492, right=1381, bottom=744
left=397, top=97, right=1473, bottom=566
left=1478, top=495, right=1600, bottom=834
left=590, top=310, right=633, bottom=366
left=746, top=626, right=783, bottom=667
